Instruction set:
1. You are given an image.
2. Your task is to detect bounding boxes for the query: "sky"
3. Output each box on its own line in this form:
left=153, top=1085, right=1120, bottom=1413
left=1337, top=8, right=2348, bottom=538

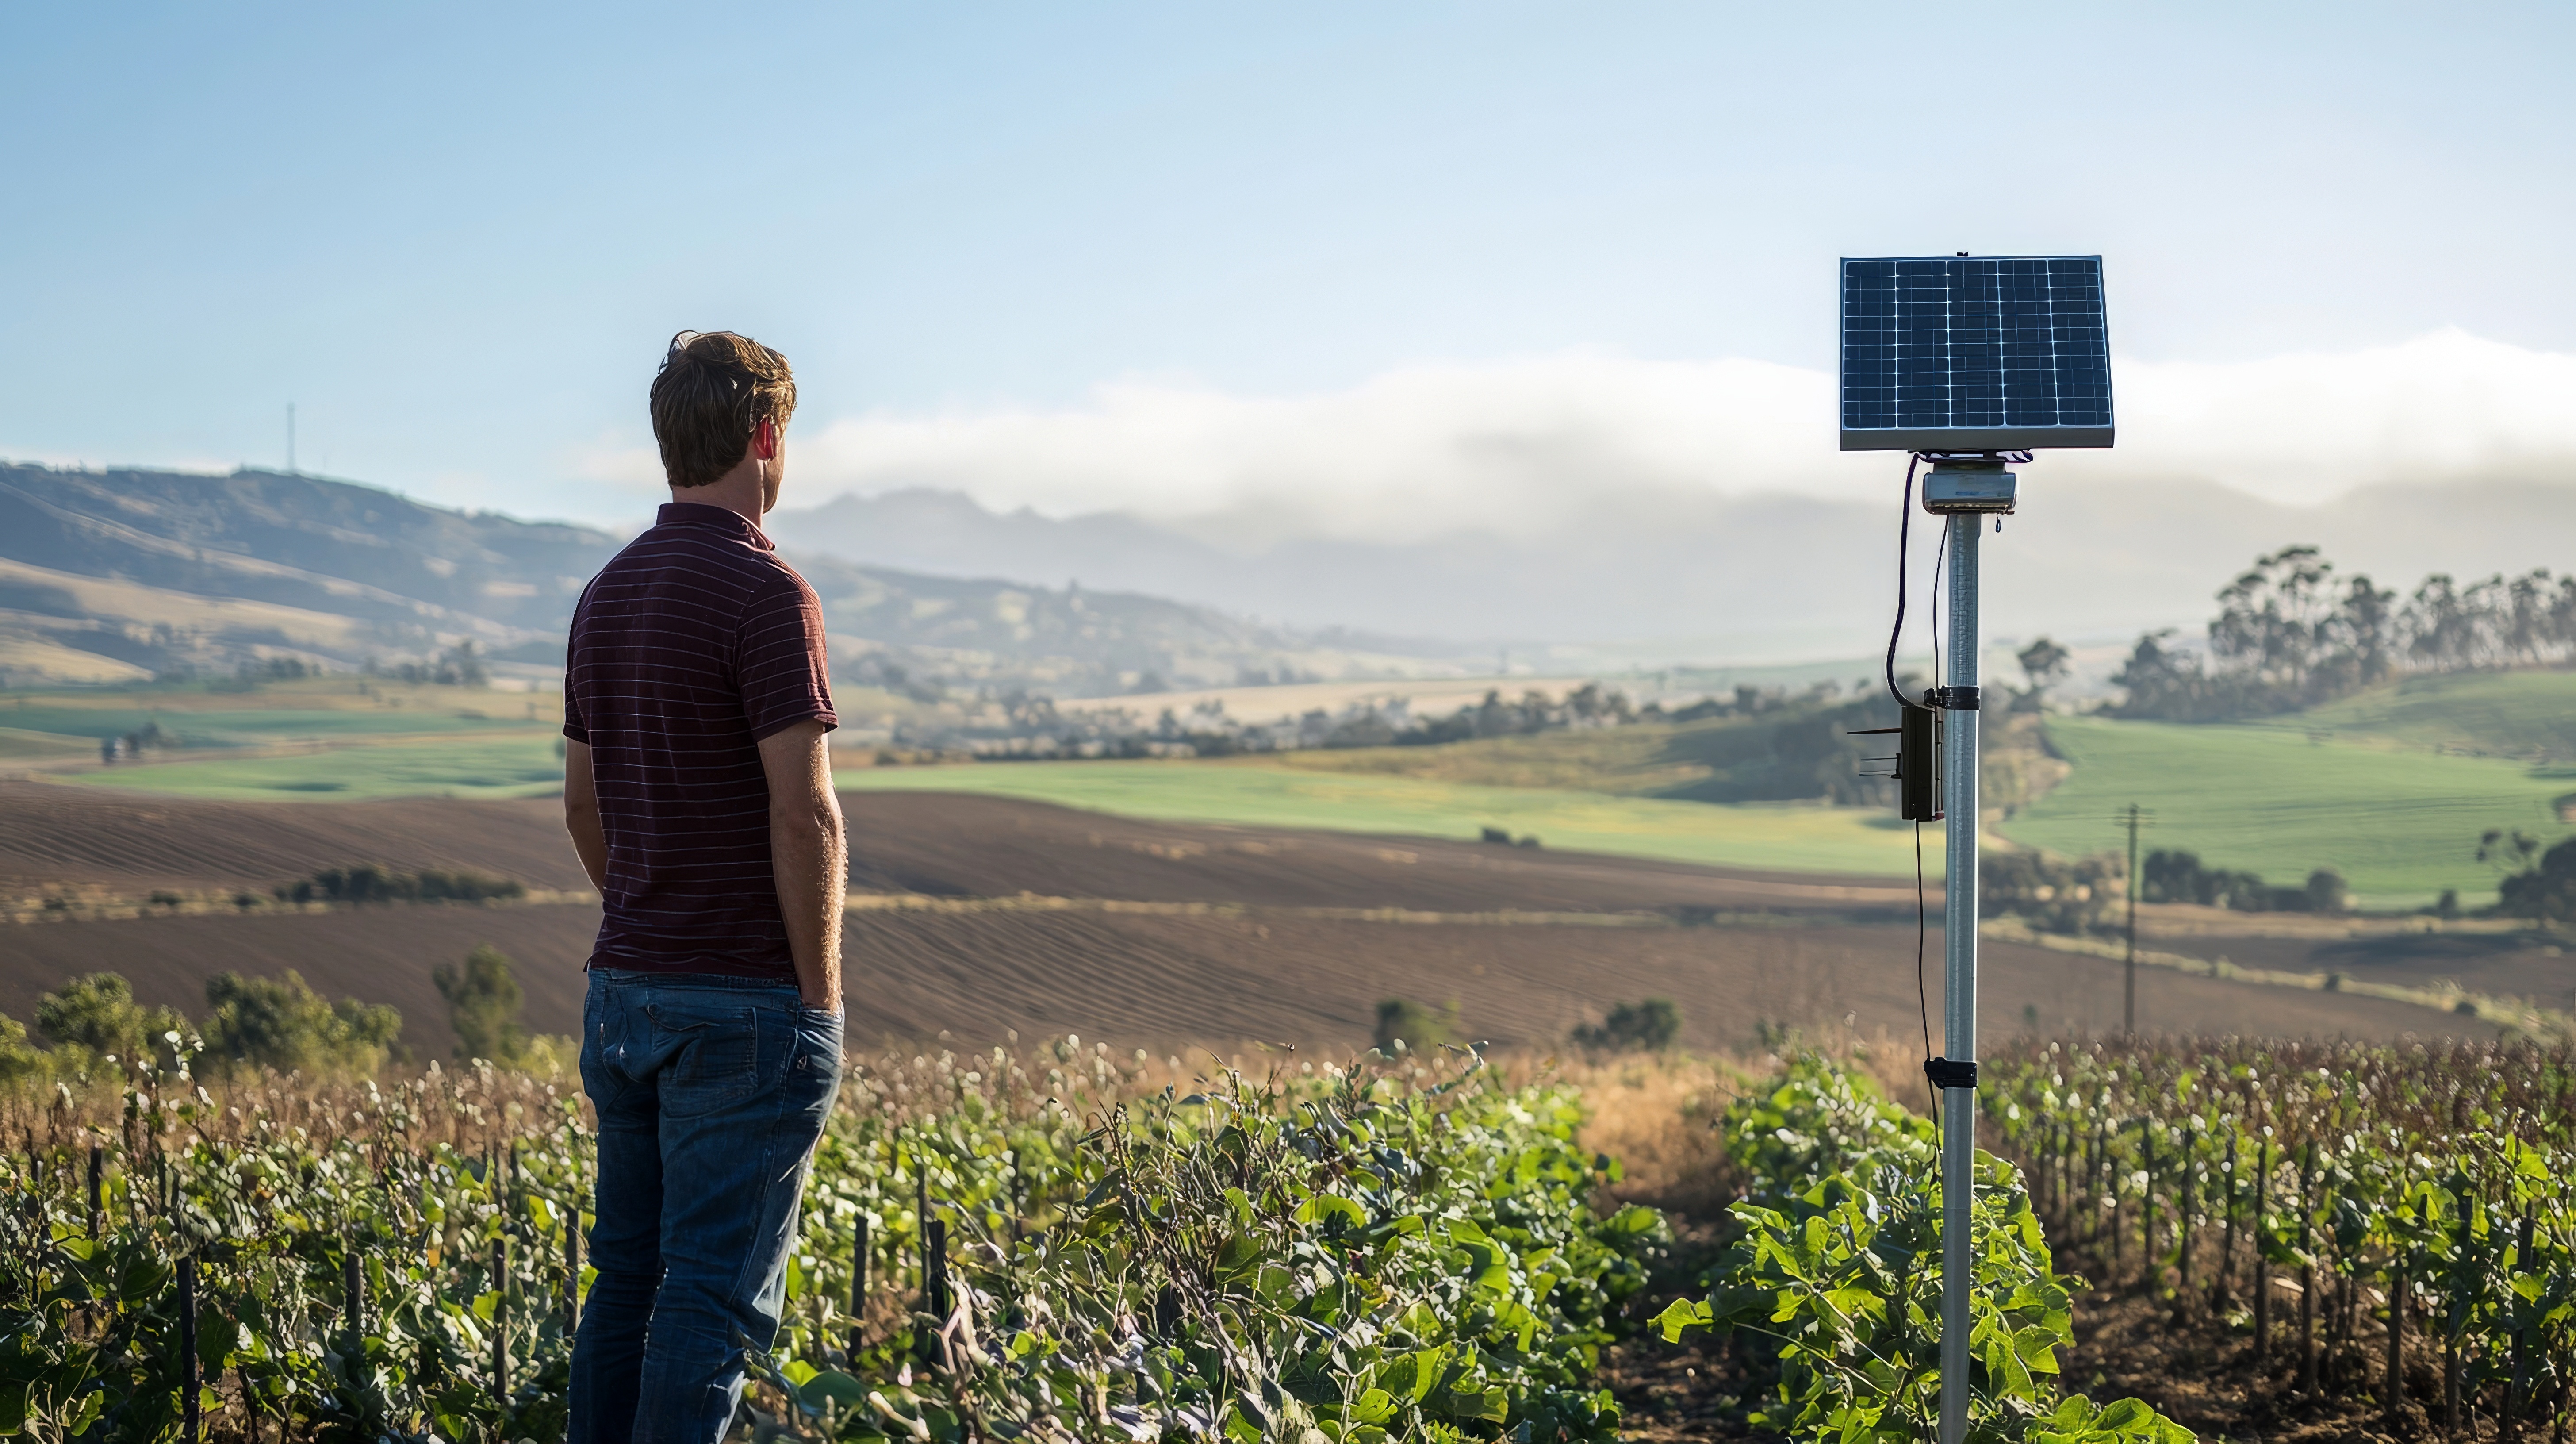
left=4, top=2, right=2574, bottom=535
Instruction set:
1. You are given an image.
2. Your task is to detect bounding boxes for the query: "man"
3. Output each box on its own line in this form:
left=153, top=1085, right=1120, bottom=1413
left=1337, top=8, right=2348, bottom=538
left=562, top=330, right=847, bottom=1442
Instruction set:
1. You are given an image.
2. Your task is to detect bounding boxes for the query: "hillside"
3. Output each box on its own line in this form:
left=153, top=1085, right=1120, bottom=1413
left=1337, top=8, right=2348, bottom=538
left=0, top=462, right=1437, bottom=694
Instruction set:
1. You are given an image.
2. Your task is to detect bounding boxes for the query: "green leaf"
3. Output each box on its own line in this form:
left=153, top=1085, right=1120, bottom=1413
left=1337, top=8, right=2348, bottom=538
left=800, top=1371, right=870, bottom=1409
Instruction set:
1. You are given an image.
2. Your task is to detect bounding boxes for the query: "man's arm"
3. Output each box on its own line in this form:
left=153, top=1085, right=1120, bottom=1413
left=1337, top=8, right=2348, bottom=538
left=758, top=718, right=845, bottom=1011
left=563, top=738, right=610, bottom=891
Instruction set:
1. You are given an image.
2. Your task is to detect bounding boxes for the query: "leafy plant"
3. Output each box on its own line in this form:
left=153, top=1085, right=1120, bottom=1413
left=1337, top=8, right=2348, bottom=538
left=1656, top=1058, right=2188, bottom=1443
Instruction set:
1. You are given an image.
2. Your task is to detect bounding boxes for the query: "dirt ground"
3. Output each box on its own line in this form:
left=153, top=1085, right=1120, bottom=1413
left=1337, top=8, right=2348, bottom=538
left=0, top=787, right=2493, bottom=1056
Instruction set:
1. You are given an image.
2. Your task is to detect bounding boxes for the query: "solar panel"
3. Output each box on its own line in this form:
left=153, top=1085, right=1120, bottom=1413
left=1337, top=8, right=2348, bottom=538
left=1839, top=255, right=2114, bottom=452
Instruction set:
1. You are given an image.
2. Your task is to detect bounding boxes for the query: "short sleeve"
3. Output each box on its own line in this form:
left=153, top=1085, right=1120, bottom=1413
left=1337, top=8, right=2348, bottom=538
left=562, top=579, right=594, bottom=744
left=562, top=666, right=590, bottom=743
left=740, top=569, right=837, bottom=741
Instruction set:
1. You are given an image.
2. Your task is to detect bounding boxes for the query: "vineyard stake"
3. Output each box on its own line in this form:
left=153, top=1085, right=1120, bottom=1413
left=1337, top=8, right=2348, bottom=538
left=2297, top=1141, right=2317, bottom=1394
left=851, top=1213, right=869, bottom=1356
left=2216, top=1132, right=2239, bottom=1310
left=2444, top=1192, right=2464, bottom=1435
left=2140, top=1123, right=2158, bottom=1296
left=564, top=1201, right=583, bottom=1335
left=343, top=1234, right=364, bottom=1339
left=2505, top=1211, right=2534, bottom=1441
left=2175, top=1125, right=2196, bottom=1321
left=178, top=1253, right=199, bottom=1444
left=87, top=1142, right=101, bottom=1239
left=922, top=1215, right=950, bottom=1368
left=493, top=1231, right=510, bottom=1414
left=2253, top=1137, right=2271, bottom=1367
left=2387, top=1263, right=2407, bottom=1432
left=1930, top=507, right=1984, bottom=1444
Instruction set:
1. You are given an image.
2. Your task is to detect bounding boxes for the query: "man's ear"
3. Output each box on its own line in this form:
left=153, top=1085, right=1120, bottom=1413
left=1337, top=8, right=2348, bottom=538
left=752, top=416, right=780, bottom=461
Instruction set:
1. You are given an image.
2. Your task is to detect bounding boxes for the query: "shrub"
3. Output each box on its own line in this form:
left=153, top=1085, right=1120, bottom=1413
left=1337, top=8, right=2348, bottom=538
left=0, top=1013, right=45, bottom=1087
left=33, top=972, right=188, bottom=1066
left=435, top=943, right=528, bottom=1064
left=201, top=970, right=404, bottom=1076
left=1373, top=997, right=1460, bottom=1052
left=277, top=864, right=526, bottom=906
left=1572, top=998, right=1681, bottom=1053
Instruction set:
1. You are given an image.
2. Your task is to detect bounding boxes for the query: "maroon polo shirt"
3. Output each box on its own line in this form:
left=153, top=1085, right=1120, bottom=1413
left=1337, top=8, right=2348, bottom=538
left=564, top=502, right=836, bottom=981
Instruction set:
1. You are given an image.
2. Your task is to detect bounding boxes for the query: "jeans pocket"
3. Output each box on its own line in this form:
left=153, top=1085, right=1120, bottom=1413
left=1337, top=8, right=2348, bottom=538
left=793, top=1007, right=846, bottom=1079
left=646, top=999, right=762, bottom=1118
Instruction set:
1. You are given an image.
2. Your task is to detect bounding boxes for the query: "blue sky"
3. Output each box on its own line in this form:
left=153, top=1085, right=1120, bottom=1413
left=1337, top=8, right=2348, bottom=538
left=4, top=3, right=2572, bottom=526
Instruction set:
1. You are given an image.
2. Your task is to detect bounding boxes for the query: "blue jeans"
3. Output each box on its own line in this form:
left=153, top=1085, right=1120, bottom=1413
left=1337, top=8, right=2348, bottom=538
left=570, top=968, right=844, bottom=1444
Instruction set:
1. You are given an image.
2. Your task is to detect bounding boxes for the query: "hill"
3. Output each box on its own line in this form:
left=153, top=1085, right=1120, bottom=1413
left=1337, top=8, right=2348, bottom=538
left=2002, top=679, right=2576, bottom=910
left=0, top=462, right=1446, bottom=693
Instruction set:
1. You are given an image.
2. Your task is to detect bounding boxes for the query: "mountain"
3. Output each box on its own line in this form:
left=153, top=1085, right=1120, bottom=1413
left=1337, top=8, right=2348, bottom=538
left=0, top=464, right=1449, bottom=693
left=770, top=472, right=2576, bottom=657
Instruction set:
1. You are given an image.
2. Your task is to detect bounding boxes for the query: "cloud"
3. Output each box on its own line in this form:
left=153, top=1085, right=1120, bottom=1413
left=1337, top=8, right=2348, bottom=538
left=778, top=330, right=2576, bottom=545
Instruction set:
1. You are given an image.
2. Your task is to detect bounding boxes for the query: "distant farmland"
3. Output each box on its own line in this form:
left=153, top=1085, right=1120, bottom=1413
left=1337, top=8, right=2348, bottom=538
left=837, top=760, right=1932, bottom=879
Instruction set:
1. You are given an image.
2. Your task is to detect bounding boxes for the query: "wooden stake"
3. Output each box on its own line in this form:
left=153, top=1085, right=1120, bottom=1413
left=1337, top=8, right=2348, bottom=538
left=2253, top=1137, right=2272, bottom=1367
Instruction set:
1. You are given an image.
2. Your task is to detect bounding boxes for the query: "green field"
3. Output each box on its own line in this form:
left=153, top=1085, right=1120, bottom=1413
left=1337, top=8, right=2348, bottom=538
left=61, top=732, right=567, bottom=802
left=838, top=760, right=1936, bottom=878
left=2002, top=713, right=2574, bottom=908
left=29, top=670, right=2576, bottom=902
left=2238, top=669, right=2576, bottom=760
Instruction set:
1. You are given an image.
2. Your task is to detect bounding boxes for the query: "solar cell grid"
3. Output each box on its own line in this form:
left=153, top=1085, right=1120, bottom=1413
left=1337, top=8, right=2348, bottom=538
left=1839, top=254, right=2114, bottom=450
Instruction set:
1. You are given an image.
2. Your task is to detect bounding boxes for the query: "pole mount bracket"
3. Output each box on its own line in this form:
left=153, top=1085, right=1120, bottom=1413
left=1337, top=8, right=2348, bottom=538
left=1923, top=1056, right=1978, bottom=1090
left=1924, top=685, right=1980, bottom=710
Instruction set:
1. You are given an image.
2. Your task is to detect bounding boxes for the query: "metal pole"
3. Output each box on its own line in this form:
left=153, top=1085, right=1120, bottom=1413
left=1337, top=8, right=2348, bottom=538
left=1937, top=510, right=1982, bottom=1444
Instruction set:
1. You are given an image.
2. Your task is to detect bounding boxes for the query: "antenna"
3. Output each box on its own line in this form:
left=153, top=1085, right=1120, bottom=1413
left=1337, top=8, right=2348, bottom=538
left=1840, top=254, right=2116, bottom=1444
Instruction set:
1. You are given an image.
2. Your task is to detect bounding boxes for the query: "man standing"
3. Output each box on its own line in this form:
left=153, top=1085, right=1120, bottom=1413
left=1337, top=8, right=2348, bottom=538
left=561, top=330, right=847, bottom=1441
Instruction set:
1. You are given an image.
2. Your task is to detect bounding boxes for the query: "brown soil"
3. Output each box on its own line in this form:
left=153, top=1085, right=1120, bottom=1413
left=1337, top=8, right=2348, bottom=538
left=0, top=779, right=594, bottom=892
left=0, top=788, right=2493, bottom=1061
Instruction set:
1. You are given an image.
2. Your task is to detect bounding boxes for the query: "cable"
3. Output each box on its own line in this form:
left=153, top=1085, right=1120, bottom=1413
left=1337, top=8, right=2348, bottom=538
left=1883, top=454, right=1924, bottom=708
left=1915, top=818, right=1936, bottom=1119
left=1928, top=522, right=1950, bottom=696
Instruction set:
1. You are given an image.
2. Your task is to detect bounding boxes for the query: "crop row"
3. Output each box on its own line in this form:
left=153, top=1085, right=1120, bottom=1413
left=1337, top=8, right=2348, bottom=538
left=1654, top=1056, right=2191, bottom=1444
left=1983, top=1037, right=2576, bottom=1440
left=0, top=1037, right=1663, bottom=1443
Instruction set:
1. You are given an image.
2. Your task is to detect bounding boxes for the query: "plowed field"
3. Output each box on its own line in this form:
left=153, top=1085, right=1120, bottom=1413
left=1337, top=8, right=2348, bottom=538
left=0, top=783, right=2497, bottom=1054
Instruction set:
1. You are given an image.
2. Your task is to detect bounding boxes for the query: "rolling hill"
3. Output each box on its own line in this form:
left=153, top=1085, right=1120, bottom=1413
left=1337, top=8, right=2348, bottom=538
left=0, top=462, right=1451, bottom=694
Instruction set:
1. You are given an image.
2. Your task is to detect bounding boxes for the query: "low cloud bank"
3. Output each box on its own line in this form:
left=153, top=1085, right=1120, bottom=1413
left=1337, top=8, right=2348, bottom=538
left=778, top=330, right=2576, bottom=547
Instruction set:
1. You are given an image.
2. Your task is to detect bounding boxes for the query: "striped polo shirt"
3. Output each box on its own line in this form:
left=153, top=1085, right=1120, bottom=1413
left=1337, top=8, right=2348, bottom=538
left=564, top=502, right=836, bottom=980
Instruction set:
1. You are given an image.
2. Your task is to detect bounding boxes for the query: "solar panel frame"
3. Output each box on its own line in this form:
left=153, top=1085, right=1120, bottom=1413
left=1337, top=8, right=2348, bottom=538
left=1839, top=255, right=2115, bottom=452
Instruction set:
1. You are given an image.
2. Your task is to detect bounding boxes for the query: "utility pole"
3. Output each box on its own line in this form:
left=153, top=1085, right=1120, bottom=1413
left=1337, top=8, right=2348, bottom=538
left=2124, top=801, right=2141, bottom=1036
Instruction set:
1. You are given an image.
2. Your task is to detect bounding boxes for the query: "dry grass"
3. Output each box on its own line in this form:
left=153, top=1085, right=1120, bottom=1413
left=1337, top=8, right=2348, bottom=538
left=1556, top=1032, right=1932, bottom=1214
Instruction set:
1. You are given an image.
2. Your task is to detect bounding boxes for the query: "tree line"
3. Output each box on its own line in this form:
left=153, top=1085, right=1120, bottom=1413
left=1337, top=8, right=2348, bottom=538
left=2112, top=545, right=2576, bottom=720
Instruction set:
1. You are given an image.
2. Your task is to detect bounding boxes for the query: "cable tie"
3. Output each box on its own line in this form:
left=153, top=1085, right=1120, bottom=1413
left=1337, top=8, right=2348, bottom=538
left=1923, top=1057, right=1978, bottom=1090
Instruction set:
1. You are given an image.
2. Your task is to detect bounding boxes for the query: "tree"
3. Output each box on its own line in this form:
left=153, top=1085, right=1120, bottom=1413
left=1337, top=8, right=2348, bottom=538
left=2016, top=637, right=2072, bottom=701
left=2302, top=868, right=2350, bottom=915
left=201, top=971, right=402, bottom=1076
left=435, top=944, right=528, bottom=1064
left=2211, top=545, right=2336, bottom=691
left=1571, top=999, right=1681, bottom=1053
left=2496, top=837, right=2576, bottom=924
left=34, top=973, right=188, bottom=1065
left=2479, top=828, right=2542, bottom=876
